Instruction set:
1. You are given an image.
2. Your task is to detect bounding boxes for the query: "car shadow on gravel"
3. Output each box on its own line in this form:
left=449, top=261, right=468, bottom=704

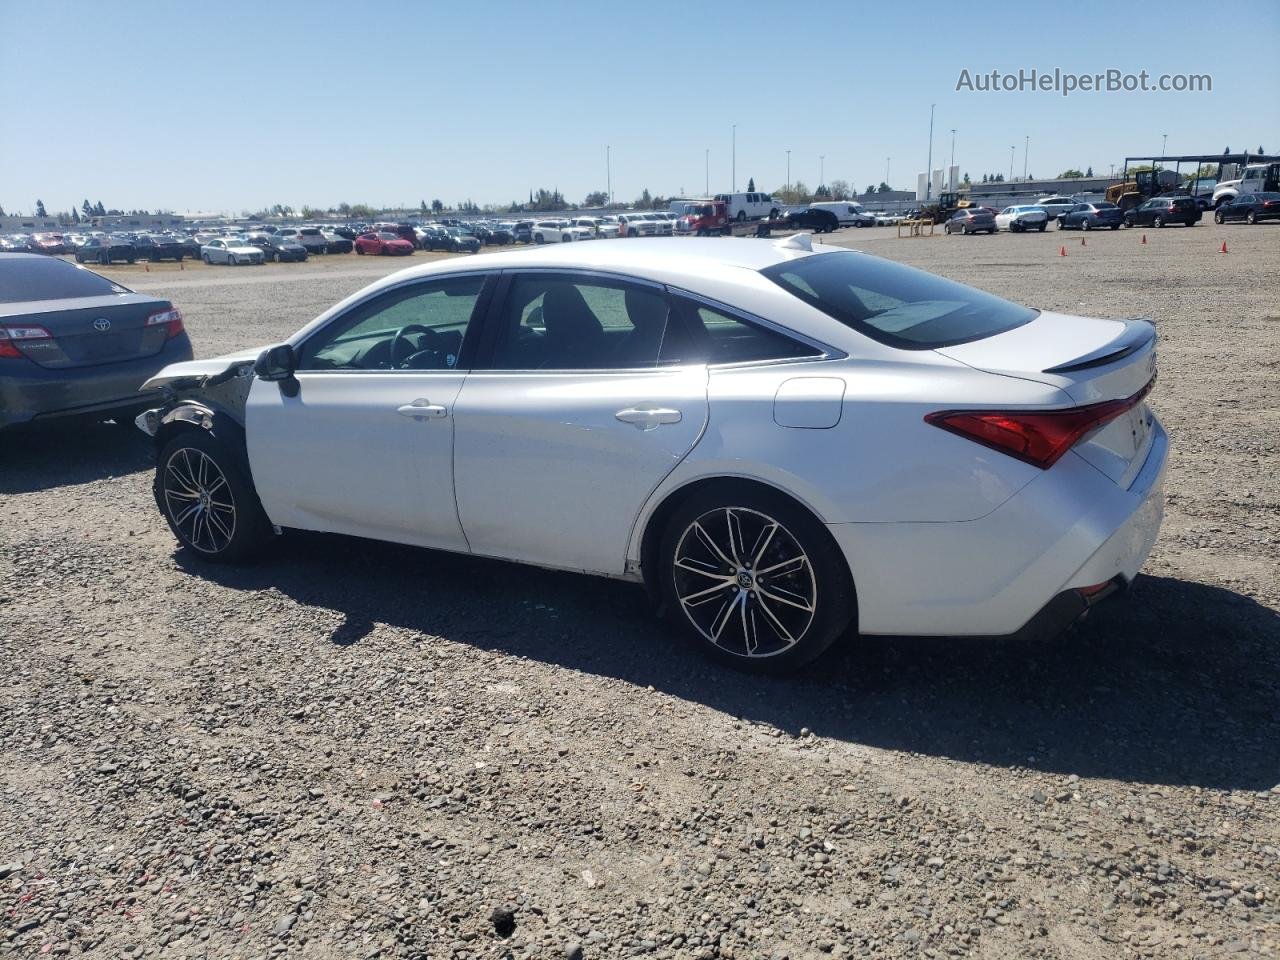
left=183, top=534, right=1280, bottom=792
left=0, top=418, right=153, bottom=494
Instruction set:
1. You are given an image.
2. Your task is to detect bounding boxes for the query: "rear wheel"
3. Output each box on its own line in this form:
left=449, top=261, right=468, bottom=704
left=1215, top=211, right=1225, bottom=224
left=156, top=431, right=270, bottom=563
left=658, top=487, right=855, bottom=673
left=1153, top=216, right=1164, bottom=228
left=356, top=245, right=365, bottom=254
left=736, top=210, right=746, bottom=222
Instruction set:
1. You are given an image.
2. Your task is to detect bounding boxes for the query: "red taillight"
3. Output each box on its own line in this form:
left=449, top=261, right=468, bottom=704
left=146, top=307, right=184, bottom=339
left=925, top=377, right=1155, bottom=469
left=0, top=324, right=53, bottom=358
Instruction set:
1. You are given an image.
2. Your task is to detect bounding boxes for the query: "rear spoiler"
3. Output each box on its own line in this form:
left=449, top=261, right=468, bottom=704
left=1043, top=318, right=1155, bottom=373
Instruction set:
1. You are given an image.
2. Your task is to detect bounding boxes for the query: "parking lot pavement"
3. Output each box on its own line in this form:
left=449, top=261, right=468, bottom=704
left=2, top=229, right=1278, bottom=959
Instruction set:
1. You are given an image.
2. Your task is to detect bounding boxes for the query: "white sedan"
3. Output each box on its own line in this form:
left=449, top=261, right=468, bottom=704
left=995, top=205, right=1050, bottom=232
left=201, top=238, right=264, bottom=265
left=532, top=220, right=594, bottom=243
left=135, top=237, right=1167, bottom=672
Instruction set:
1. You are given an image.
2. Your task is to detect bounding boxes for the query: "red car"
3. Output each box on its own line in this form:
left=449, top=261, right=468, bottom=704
left=354, top=231, right=415, bottom=256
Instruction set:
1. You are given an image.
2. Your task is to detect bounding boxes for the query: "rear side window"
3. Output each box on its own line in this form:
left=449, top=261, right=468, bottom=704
left=0, top=258, right=130, bottom=303
left=762, top=251, right=1035, bottom=350
left=671, top=298, right=822, bottom=365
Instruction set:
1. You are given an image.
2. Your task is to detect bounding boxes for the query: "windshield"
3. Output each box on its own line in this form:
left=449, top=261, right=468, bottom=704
left=761, top=251, right=1036, bottom=350
left=0, top=257, right=131, bottom=302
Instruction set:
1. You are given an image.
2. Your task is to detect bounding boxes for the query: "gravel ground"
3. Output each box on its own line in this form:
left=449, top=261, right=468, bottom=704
left=2, top=226, right=1277, bottom=960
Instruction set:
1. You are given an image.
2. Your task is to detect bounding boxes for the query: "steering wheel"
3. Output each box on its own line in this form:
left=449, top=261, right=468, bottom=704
left=390, top=324, right=448, bottom=370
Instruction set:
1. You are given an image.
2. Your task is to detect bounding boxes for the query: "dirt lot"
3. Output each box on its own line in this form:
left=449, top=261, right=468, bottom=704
left=2, top=226, right=1278, bottom=960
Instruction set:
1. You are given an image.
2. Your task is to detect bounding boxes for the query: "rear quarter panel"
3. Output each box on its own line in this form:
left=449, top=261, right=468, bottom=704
left=627, top=355, right=1058, bottom=567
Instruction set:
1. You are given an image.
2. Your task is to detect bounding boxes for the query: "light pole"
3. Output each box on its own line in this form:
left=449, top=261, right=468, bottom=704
left=1023, top=135, right=1029, bottom=180
left=926, top=104, right=935, bottom=200
left=1009, top=145, right=1015, bottom=181
left=705, top=148, right=709, bottom=195
left=786, top=149, right=791, bottom=198
left=732, top=124, right=737, bottom=192
left=819, top=154, right=824, bottom=189
left=1161, top=133, right=1168, bottom=160
left=949, top=129, right=956, bottom=190
left=886, top=157, right=890, bottom=190
left=606, top=145, right=611, bottom=206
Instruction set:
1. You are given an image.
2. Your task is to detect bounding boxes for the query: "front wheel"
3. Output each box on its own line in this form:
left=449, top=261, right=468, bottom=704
left=1153, top=217, right=1164, bottom=228
left=1082, top=219, right=1092, bottom=231
left=1215, top=211, right=1225, bottom=224
left=658, top=488, right=855, bottom=673
left=356, top=245, right=365, bottom=254
left=1246, top=212, right=1257, bottom=224
left=1037, top=223, right=1046, bottom=232
left=156, top=431, right=271, bottom=563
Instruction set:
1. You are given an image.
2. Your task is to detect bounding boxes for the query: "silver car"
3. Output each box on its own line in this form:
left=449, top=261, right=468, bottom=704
left=200, top=238, right=264, bottom=266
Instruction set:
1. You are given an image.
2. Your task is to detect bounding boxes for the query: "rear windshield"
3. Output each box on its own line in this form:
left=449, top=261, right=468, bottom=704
left=761, top=251, right=1036, bottom=350
left=0, top=257, right=131, bottom=303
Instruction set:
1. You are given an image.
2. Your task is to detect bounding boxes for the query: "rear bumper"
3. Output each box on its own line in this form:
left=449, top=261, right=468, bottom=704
left=0, top=334, right=194, bottom=429
left=827, top=418, right=1168, bottom=637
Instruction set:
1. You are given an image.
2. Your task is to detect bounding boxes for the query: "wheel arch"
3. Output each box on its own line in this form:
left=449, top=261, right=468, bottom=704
left=153, top=401, right=251, bottom=471
left=635, top=475, right=855, bottom=619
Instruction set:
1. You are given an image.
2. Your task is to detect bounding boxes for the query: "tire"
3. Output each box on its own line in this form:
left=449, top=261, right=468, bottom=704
left=1153, top=217, right=1164, bottom=228
left=657, top=486, right=855, bottom=673
left=1247, top=212, right=1257, bottom=225
left=202, top=254, right=210, bottom=264
left=1215, top=211, right=1225, bottom=224
left=944, top=224, right=951, bottom=234
left=155, top=430, right=271, bottom=563
left=1110, top=224, right=1119, bottom=230
left=1057, top=219, right=1066, bottom=230
left=229, top=255, right=237, bottom=266
left=1038, top=223, right=1046, bottom=232
left=1082, top=219, right=1092, bottom=231
left=736, top=211, right=746, bottom=222
left=98, top=252, right=108, bottom=265
left=534, top=233, right=544, bottom=244
left=356, top=246, right=365, bottom=254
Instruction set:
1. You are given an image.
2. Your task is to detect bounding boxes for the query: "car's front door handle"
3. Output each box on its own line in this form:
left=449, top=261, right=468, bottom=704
left=397, top=400, right=448, bottom=420
left=615, top=406, right=682, bottom=430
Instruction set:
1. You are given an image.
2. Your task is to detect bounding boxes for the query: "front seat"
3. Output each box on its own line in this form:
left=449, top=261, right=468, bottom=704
left=540, top=283, right=605, bottom=368
left=615, top=288, right=669, bottom=366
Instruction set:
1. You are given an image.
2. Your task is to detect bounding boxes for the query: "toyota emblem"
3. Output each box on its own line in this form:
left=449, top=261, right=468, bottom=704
left=92, top=318, right=111, bottom=332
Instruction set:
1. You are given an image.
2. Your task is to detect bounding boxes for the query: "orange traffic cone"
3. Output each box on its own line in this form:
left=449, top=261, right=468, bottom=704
left=1081, top=237, right=1087, bottom=246
left=180, top=260, right=184, bottom=271
left=1220, top=240, right=1228, bottom=254
left=144, top=262, right=150, bottom=272
left=1141, top=234, right=1147, bottom=245
left=1059, top=245, right=1067, bottom=257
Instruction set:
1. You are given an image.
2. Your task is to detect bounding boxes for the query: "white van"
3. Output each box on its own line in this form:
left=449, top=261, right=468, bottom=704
left=808, top=201, right=875, bottom=227
left=712, top=192, right=780, bottom=221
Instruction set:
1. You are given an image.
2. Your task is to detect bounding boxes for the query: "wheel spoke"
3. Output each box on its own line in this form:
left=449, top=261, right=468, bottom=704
left=750, top=522, right=778, bottom=567
left=754, top=592, right=797, bottom=644
left=679, top=579, right=735, bottom=605
left=725, top=508, right=746, bottom=564
left=757, top=584, right=814, bottom=614
left=710, top=591, right=742, bottom=643
left=675, top=556, right=727, bottom=579
left=692, top=521, right=735, bottom=569
left=740, top=595, right=759, bottom=655
left=757, top=554, right=807, bottom=578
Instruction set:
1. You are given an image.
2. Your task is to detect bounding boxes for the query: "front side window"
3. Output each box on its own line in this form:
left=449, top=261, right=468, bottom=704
left=488, top=274, right=679, bottom=370
left=762, top=250, right=1035, bottom=350
left=297, top=275, right=486, bottom=371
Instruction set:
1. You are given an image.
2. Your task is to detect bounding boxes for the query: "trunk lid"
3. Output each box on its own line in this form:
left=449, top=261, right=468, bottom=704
left=1, top=294, right=173, bottom=369
left=936, top=312, right=1158, bottom=486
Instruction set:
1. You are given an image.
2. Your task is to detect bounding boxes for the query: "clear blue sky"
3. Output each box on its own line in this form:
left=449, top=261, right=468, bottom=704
left=2, top=0, right=1276, bottom=215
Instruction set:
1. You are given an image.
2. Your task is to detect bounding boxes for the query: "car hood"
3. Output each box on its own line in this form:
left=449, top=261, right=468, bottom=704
left=140, top=348, right=262, bottom=392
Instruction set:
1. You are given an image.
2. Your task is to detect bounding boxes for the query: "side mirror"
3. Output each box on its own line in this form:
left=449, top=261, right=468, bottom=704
left=254, top=344, right=299, bottom=397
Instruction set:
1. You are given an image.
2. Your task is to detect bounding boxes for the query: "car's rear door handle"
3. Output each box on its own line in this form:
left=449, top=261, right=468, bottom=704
left=615, top=406, right=682, bottom=430
left=397, top=400, right=448, bottom=420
